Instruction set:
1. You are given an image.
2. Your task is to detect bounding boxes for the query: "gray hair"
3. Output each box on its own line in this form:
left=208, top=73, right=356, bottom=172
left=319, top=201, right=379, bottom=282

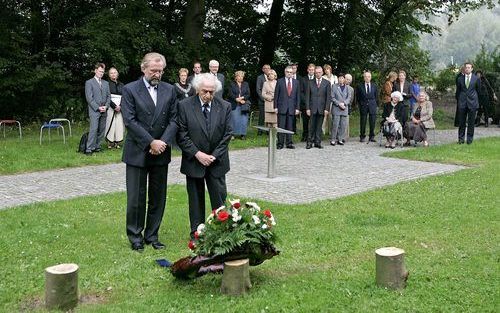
left=209, top=59, right=219, bottom=67
left=391, top=91, right=403, bottom=102
left=141, top=52, right=166, bottom=70
left=192, top=73, right=222, bottom=93
left=419, top=90, right=430, bottom=101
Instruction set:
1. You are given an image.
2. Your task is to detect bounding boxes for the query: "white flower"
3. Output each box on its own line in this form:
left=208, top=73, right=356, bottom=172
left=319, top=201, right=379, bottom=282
left=270, top=216, right=276, bottom=226
left=215, top=206, right=225, bottom=214
left=252, top=215, right=261, bottom=225
left=246, top=202, right=261, bottom=211
left=197, top=224, right=205, bottom=234
left=261, top=224, right=268, bottom=229
left=232, top=211, right=242, bottom=222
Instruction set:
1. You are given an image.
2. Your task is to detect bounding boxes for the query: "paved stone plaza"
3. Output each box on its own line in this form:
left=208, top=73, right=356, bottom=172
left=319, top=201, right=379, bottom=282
left=0, top=128, right=498, bottom=209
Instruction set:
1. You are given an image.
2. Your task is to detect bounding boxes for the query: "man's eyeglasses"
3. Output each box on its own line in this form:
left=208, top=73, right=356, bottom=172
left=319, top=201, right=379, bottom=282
left=201, top=89, right=215, bottom=94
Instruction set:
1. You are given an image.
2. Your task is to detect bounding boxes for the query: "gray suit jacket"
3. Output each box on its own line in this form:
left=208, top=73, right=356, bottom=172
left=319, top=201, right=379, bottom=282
left=331, top=84, right=353, bottom=116
left=85, top=77, right=110, bottom=113
left=177, top=96, right=233, bottom=178
left=121, top=77, right=178, bottom=167
left=256, top=74, right=266, bottom=103
left=212, top=72, right=225, bottom=98
left=305, top=78, right=331, bottom=114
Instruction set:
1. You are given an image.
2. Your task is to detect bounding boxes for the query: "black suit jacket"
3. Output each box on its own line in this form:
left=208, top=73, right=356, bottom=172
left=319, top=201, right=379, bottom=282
left=305, top=78, right=331, bottom=114
left=228, top=81, right=251, bottom=110
left=381, top=102, right=405, bottom=125
left=177, top=96, right=233, bottom=178
left=456, top=73, right=481, bottom=110
left=356, top=82, right=378, bottom=114
left=274, top=77, right=300, bottom=115
left=121, top=77, right=178, bottom=167
left=393, top=80, right=412, bottom=101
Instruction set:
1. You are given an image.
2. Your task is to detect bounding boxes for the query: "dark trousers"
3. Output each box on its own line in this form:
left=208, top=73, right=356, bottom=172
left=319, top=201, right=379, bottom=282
left=126, top=164, right=168, bottom=244
left=359, top=105, right=376, bottom=139
left=186, top=174, right=227, bottom=237
left=457, top=106, right=477, bottom=143
left=301, top=108, right=309, bottom=140
left=258, top=100, right=265, bottom=133
left=307, top=113, right=324, bottom=144
left=278, top=113, right=294, bottom=146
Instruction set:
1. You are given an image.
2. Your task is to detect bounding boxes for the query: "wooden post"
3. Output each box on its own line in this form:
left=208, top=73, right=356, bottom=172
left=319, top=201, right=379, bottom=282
left=375, top=247, right=408, bottom=290
left=220, top=259, right=251, bottom=295
left=45, top=263, right=79, bottom=310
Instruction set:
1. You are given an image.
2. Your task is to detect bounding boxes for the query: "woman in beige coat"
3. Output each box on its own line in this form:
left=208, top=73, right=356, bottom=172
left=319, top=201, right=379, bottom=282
left=405, top=91, right=435, bottom=147
left=262, top=69, right=278, bottom=127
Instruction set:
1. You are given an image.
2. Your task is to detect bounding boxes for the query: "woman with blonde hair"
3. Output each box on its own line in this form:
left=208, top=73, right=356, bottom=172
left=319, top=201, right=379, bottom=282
left=174, top=68, right=195, bottom=100
left=405, top=91, right=435, bottom=147
left=322, top=64, right=337, bottom=135
left=228, top=70, right=251, bottom=139
left=262, top=69, right=278, bottom=127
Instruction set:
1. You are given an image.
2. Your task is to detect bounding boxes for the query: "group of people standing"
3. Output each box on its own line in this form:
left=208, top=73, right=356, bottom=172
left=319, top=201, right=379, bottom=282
left=84, top=64, right=125, bottom=154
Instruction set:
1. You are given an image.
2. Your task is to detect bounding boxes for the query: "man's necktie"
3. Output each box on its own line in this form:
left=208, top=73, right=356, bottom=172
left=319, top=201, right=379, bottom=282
left=287, top=79, right=292, bottom=96
left=466, top=75, right=470, bottom=88
left=366, top=83, right=370, bottom=94
left=203, top=102, right=210, bottom=130
left=317, top=79, right=320, bottom=88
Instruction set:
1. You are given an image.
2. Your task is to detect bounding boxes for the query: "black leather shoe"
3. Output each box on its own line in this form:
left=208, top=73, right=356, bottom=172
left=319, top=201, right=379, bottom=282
left=337, top=141, right=344, bottom=146
left=277, top=145, right=283, bottom=150
left=147, top=241, right=166, bottom=250
left=93, top=148, right=102, bottom=153
left=131, top=242, right=144, bottom=252
left=314, top=144, right=323, bottom=149
left=369, top=138, right=376, bottom=143
left=466, top=140, right=473, bottom=145
left=286, top=144, right=295, bottom=149
left=359, top=137, right=366, bottom=142
left=306, top=143, right=312, bottom=149
left=330, top=141, right=336, bottom=146
left=458, top=140, right=464, bottom=144
left=84, top=151, right=93, bottom=155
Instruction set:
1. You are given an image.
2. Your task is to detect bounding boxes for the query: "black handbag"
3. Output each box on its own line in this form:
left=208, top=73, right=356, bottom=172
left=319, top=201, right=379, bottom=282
left=240, top=101, right=251, bottom=113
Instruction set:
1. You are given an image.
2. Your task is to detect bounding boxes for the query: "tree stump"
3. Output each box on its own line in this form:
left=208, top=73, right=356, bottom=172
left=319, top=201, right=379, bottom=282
left=45, top=263, right=79, bottom=310
left=220, top=259, right=251, bottom=295
left=375, top=247, right=409, bottom=290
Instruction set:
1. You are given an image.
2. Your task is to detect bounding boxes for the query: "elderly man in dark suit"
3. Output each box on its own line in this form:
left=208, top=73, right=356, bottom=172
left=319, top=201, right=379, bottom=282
left=121, top=52, right=178, bottom=252
left=177, top=73, right=233, bottom=238
left=356, top=71, right=378, bottom=142
left=456, top=62, right=481, bottom=144
left=85, top=63, right=110, bottom=154
left=256, top=64, right=271, bottom=135
left=305, top=66, right=331, bottom=149
left=274, top=66, right=300, bottom=149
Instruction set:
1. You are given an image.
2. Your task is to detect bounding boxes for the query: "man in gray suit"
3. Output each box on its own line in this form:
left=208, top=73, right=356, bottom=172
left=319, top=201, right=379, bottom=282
left=330, top=73, right=353, bottom=145
left=256, top=64, right=271, bottom=134
left=177, top=73, right=233, bottom=238
left=305, top=66, right=331, bottom=149
left=85, top=63, right=110, bottom=154
left=456, top=62, right=481, bottom=144
left=121, top=52, right=178, bottom=252
left=209, top=59, right=225, bottom=99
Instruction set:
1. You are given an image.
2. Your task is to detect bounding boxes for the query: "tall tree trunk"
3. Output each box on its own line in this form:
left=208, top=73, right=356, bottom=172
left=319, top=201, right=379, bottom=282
left=29, top=0, right=46, bottom=56
left=297, top=0, right=312, bottom=74
left=258, top=0, right=285, bottom=67
left=184, top=0, right=205, bottom=60
left=337, top=0, right=360, bottom=72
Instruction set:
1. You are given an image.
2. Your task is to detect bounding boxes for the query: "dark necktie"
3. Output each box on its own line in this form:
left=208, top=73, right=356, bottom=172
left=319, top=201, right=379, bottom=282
left=287, top=79, right=292, bottom=96
left=203, top=102, right=210, bottom=130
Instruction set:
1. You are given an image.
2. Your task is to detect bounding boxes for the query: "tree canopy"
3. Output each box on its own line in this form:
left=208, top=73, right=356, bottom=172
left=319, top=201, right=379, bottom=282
left=0, top=0, right=495, bottom=122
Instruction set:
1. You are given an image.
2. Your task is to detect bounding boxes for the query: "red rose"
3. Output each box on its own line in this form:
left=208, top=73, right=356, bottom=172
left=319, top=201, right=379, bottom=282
left=233, top=202, right=241, bottom=209
left=217, top=211, right=230, bottom=222
left=194, top=231, right=199, bottom=239
left=264, top=209, right=272, bottom=218
left=188, top=240, right=196, bottom=250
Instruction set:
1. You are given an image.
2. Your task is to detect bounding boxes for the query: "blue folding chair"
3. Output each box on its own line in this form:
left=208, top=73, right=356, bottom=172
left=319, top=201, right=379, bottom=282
left=40, top=122, right=66, bottom=144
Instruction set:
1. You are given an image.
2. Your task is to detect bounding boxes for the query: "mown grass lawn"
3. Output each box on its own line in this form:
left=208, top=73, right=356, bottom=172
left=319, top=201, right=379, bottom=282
left=1, top=129, right=492, bottom=313
left=0, top=107, right=456, bottom=176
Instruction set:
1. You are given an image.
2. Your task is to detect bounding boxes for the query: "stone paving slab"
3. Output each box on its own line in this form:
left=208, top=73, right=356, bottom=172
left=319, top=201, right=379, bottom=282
left=0, top=128, right=498, bottom=209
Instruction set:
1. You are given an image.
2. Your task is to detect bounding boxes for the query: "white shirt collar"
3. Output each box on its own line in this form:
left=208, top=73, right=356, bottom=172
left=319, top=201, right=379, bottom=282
left=199, top=96, right=211, bottom=108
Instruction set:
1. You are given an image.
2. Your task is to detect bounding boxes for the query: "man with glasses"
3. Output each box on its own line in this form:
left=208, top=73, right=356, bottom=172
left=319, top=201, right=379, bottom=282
left=177, top=73, right=233, bottom=239
left=274, top=66, right=300, bottom=149
left=121, top=52, right=178, bottom=252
